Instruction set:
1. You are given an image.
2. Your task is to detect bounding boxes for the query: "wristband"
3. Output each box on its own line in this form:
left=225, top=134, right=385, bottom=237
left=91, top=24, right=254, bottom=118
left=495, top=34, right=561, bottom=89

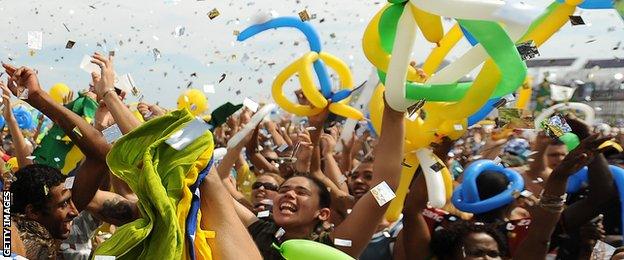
left=99, top=88, right=116, bottom=102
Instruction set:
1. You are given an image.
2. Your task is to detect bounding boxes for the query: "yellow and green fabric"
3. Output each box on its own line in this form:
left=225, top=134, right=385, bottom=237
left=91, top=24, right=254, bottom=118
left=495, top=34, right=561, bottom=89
left=94, top=109, right=214, bottom=259
left=33, top=94, right=98, bottom=174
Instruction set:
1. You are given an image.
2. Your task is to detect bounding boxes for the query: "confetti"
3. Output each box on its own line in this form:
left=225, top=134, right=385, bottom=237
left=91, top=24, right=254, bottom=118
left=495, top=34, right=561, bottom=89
left=218, top=73, right=226, bottom=83
left=430, top=162, right=444, bottom=172
left=569, top=15, right=585, bottom=26
left=27, top=31, right=43, bottom=50
left=257, top=210, right=270, bottom=218
left=208, top=8, right=220, bottom=20
left=17, top=88, right=29, bottom=100
left=174, top=26, right=185, bottom=37
left=72, top=126, right=83, bottom=137
left=64, top=176, right=75, bottom=189
left=203, top=84, right=215, bottom=94
left=102, top=124, right=123, bottom=144
left=516, top=40, right=539, bottom=61
left=152, top=48, right=162, bottom=61
left=243, top=97, right=259, bottom=112
left=65, top=40, right=76, bottom=49
left=62, top=23, right=71, bottom=32
left=298, top=10, right=310, bottom=21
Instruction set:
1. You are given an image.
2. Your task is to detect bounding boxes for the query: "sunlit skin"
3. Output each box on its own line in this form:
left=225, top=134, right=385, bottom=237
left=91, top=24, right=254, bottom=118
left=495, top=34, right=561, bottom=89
left=28, top=185, right=79, bottom=239
left=453, top=232, right=502, bottom=260
left=271, top=177, right=330, bottom=237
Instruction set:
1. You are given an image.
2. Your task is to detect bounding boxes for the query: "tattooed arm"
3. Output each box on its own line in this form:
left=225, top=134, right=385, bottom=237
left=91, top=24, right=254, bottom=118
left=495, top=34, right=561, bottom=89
left=86, top=191, right=140, bottom=226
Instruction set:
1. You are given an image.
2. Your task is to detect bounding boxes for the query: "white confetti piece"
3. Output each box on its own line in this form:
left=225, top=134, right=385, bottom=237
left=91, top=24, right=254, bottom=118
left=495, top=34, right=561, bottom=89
left=453, top=124, right=463, bottom=131
left=257, top=210, right=270, bottom=218
left=94, top=256, right=116, bottom=260
left=27, top=31, right=43, bottom=50
left=203, top=84, right=215, bottom=94
left=80, top=55, right=100, bottom=74
left=166, top=118, right=211, bottom=150
left=64, top=176, right=75, bottom=189
left=243, top=97, right=259, bottom=112
left=102, top=124, right=123, bottom=144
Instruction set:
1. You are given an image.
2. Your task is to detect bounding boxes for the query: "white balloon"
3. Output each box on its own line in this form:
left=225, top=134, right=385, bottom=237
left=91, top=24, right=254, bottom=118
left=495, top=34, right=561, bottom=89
left=384, top=6, right=419, bottom=112
left=411, top=0, right=535, bottom=84
left=415, top=148, right=447, bottom=208
left=533, top=102, right=596, bottom=130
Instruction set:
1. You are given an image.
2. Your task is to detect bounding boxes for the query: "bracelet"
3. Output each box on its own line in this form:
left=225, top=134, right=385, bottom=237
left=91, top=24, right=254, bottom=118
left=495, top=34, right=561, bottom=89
left=98, top=88, right=116, bottom=102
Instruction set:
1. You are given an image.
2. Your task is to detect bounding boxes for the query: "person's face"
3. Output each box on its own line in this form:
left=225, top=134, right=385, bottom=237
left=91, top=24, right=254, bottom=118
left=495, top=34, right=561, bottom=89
left=611, top=251, right=624, bottom=260
left=32, top=185, right=79, bottom=239
left=348, top=162, right=373, bottom=200
left=456, top=232, right=502, bottom=260
left=544, top=144, right=568, bottom=170
left=272, top=177, right=329, bottom=229
left=251, top=175, right=280, bottom=209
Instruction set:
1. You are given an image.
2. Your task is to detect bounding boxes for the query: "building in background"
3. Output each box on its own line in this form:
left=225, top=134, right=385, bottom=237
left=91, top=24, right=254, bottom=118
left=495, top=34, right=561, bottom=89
left=526, top=58, right=624, bottom=126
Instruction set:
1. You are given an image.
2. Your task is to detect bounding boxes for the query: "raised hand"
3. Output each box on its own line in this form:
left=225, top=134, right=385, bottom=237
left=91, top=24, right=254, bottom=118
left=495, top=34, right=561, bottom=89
left=553, top=134, right=614, bottom=177
left=2, top=63, right=42, bottom=100
left=320, top=133, right=336, bottom=156
left=90, top=52, right=116, bottom=99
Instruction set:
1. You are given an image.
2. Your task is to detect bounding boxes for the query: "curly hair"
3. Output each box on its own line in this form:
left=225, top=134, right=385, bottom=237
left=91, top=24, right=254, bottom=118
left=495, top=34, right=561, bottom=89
left=10, top=164, right=66, bottom=215
left=430, top=220, right=508, bottom=260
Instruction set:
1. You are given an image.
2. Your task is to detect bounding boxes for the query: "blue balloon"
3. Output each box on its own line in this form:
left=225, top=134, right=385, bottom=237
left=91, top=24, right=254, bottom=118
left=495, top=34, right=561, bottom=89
left=330, top=89, right=352, bottom=103
left=566, top=165, right=624, bottom=236
left=237, top=17, right=333, bottom=98
left=12, top=107, right=34, bottom=130
left=467, top=98, right=499, bottom=126
left=0, top=116, right=4, bottom=129
left=460, top=24, right=479, bottom=46
left=452, top=160, right=525, bottom=214
left=556, top=0, right=614, bottom=9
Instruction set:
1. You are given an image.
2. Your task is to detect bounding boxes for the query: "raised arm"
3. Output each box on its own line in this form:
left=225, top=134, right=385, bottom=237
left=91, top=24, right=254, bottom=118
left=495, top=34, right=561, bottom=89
left=398, top=169, right=432, bottom=260
left=200, top=167, right=262, bottom=260
left=332, top=101, right=404, bottom=257
left=2, top=63, right=110, bottom=160
left=90, top=53, right=141, bottom=134
left=0, top=82, right=32, bottom=168
left=560, top=118, right=617, bottom=230
left=514, top=134, right=612, bottom=259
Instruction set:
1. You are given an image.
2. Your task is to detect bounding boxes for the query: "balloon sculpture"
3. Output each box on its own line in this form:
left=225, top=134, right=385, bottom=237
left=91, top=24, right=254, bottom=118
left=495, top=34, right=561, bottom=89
left=237, top=17, right=364, bottom=120
left=177, top=89, right=208, bottom=116
left=452, top=160, right=525, bottom=214
left=364, top=0, right=616, bottom=222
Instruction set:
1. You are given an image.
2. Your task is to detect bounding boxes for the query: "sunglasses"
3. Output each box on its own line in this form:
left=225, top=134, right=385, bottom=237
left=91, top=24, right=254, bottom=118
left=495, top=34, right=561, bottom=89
left=252, top=182, right=279, bottom=191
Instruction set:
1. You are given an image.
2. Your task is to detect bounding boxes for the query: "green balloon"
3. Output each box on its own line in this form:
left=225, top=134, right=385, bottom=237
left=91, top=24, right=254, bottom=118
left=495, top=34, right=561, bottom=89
left=559, top=132, right=581, bottom=151
left=273, top=240, right=355, bottom=260
left=379, top=3, right=405, bottom=54
left=404, top=20, right=526, bottom=102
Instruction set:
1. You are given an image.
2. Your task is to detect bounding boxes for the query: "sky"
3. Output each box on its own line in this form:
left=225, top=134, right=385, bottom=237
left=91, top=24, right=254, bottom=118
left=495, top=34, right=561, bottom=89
left=0, top=0, right=623, bottom=110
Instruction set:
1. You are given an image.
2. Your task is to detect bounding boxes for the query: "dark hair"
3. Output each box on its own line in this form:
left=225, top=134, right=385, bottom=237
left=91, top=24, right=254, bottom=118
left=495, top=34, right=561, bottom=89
left=288, top=174, right=331, bottom=209
left=430, top=220, right=508, bottom=260
left=476, top=170, right=510, bottom=201
left=548, top=138, right=565, bottom=146
left=10, top=164, right=66, bottom=215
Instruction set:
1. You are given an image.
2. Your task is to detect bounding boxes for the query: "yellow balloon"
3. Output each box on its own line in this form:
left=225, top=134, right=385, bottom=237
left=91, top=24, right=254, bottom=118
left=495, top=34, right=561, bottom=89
left=299, top=53, right=329, bottom=108
left=49, top=83, right=71, bottom=104
left=6, top=157, right=18, bottom=172
left=421, top=24, right=463, bottom=75
left=328, top=103, right=364, bottom=121
left=177, top=89, right=208, bottom=116
left=362, top=5, right=422, bottom=82
left=410, top=5, right=443, bottom=44
left=385, top=153, right=419, bottom=222
left=515, top=77, right=532, bottom=110
left=272, top=54, right=325, bottom=116
left=271, top=51, right=363, bottom=120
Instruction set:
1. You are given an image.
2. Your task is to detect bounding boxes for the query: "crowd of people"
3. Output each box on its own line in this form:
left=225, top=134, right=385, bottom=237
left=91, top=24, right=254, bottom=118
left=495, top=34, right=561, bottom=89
left=0, top=51, right=623, bottom=260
